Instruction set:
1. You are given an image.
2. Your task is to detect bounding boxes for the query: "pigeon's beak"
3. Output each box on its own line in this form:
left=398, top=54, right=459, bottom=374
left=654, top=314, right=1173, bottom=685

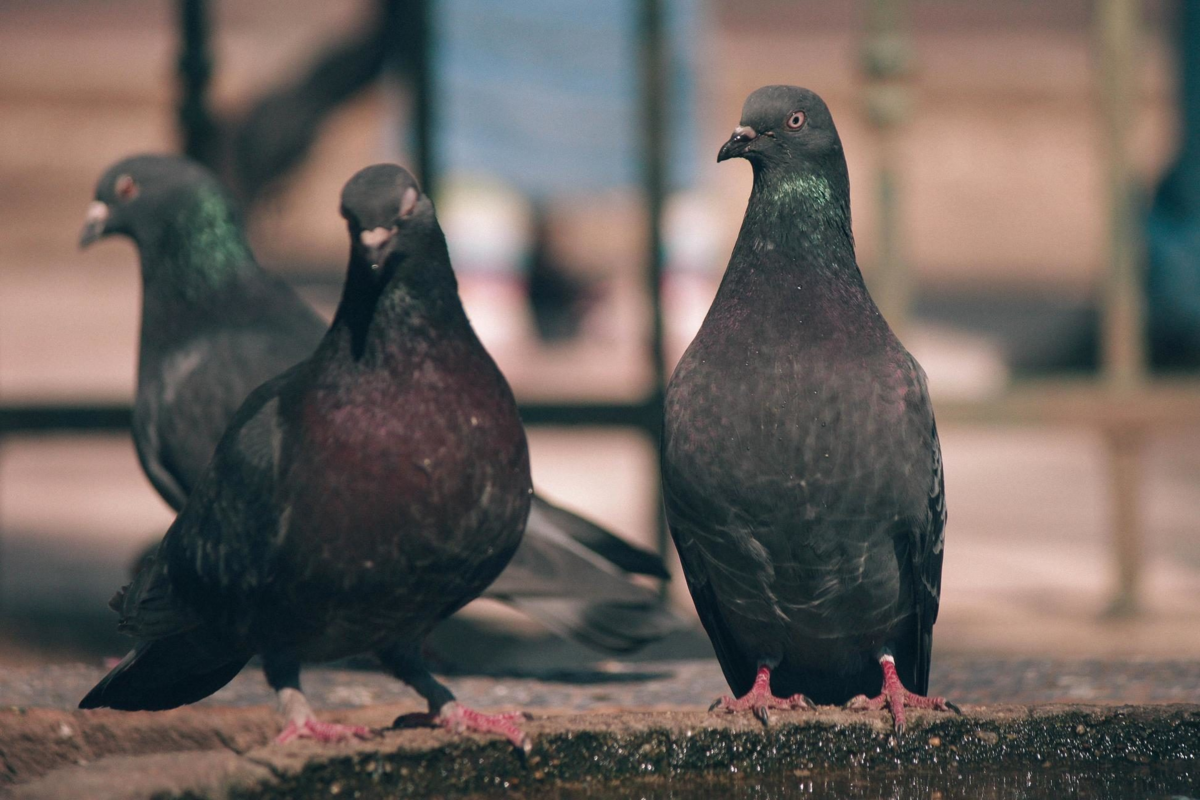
left=79, top=201, right=111, bottom=248
left=359, top=227, right=395, bottom=270
left=356, top=188, right=419, bottom=269
left=717, top=125, right=758, bottom=163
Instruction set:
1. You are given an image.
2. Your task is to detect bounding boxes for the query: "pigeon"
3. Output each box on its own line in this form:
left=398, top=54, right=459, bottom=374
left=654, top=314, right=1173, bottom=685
left=79, top=153, right=677, bottom=654
left=661, top=86, right=957, bottom=732
left=81, top=164, right=537, bottom=749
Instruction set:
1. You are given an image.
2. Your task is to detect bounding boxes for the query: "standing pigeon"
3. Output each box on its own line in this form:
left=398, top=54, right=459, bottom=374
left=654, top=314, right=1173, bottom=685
left=81, top=164, right=535, bottom=749
left=662, top=86, right=957, bottom=732
left=80, top=153, right=676, bottom=654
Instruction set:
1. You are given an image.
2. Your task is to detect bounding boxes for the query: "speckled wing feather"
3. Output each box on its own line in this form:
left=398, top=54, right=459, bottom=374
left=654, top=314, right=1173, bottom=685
left=662, top=471, right=760, bottom=695
left=910, top=409, right=946, bottom=696
left=121, top=369, right=298, bottom=643
left=157, top=370, right=302, bottom=636
left=136, top=327, right=316, bottom=507
left=135, top=273, right=325, bottom=511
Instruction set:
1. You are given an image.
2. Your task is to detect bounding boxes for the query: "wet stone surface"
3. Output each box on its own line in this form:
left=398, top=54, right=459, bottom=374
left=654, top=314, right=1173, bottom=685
left=3, top=659, right=1200, bottom=798
left=6, top=704, right=1197, bottom=800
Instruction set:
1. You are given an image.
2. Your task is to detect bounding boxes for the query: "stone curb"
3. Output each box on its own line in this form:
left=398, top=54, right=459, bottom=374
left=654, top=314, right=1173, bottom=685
left=5, top=704, right=1199, bottom=799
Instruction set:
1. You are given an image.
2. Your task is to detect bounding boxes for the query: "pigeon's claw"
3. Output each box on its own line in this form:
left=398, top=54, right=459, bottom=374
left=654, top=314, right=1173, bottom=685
left=708, top=666, right=812, bottom=727
left=275, top=719, right=373, bottom=745
left=845, top=656, right=957, bottom=734
left=435, top=702, right=532, bottom=754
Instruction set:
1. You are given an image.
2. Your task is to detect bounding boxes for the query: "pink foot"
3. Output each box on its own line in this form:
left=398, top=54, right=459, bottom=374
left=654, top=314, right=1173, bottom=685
left=708, top=666, right=813, bottom=726
left=404, top=702, right=531, bottom=753
left=845, top=655, right=960, bottom=733
left=275, top=718, right=373, bottom=745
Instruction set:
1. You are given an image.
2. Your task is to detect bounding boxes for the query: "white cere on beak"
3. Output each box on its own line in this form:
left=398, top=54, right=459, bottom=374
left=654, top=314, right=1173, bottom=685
left=360, top=226, right=393, bottom=272
left=85, top=201, right=109, bottom=226
left=399, top=186, right=419, bottom=218
left=360, top=227, right=392, bottom=249
left=732, top=125, right=758, bottom=141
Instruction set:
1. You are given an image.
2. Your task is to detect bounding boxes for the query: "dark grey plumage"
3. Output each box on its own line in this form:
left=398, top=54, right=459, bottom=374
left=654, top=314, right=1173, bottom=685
left=82, top=165, right=535, bottom=748
left=80, top=154, right=677, bottom=654
left=662, top=87, right=949, bottom=723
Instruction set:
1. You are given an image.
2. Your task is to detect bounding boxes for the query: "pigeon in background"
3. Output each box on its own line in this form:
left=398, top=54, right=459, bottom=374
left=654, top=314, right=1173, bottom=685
left=662, top=86, right=958, bottom=732
left=80, top=153, right=678, bottom=654
left=82, top=164, right=536, bottom=748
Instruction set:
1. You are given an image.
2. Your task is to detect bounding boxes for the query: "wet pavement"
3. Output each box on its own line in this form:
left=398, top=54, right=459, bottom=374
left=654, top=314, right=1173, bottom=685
left=6, top=702, right=1199, bottom=799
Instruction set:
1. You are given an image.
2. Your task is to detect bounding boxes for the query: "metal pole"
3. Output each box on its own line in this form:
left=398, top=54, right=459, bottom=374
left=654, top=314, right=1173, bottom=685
left=1106, top=427, right=1144, bottom=615
left=862, top=0, right=914, bottom=333
left=412, top=0, right=437, bottom=200
left=638, top=0, right=670, bottom=567
left=1094, top=0, right=1146, bottom=615
left=1096, top=0, right=1147, bottom=387
left=177, top=0, right=218, bottom=167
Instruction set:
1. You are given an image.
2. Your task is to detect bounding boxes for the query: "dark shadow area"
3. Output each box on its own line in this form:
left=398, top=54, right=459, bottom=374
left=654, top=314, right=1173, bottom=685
left=0, top=521, right=710, bottom=681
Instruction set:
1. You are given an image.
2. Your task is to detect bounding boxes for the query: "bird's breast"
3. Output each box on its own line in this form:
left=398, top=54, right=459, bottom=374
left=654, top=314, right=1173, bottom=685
left=273, top=367, right=530, bottom=589
left=663, top=328, right=931, bottom=622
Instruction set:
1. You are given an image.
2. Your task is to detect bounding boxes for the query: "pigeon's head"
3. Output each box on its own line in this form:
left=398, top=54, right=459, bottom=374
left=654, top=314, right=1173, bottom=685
left=80, top=154, right=225, bottom=248
left=339, top=164, right=432, bottom=279
left=717, top=86, right=843, bottom=171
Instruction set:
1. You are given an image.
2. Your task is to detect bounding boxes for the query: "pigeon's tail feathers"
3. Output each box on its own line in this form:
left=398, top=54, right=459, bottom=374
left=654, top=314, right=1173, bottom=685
left=528, top=496, right=670, bottom=580
left=79, top=631, right=251, bottom=711
left=507, top=597, right=686, bottom=654
left=487, top=497, right=684, bottom=652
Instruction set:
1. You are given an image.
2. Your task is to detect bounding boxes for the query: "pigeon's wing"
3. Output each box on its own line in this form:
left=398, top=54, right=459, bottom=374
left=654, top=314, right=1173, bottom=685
left=82, top=533, right=253, bottom=712
left=907, top=417, right=945, bottom=695
left=676, top=540, right=759, bottom=696
left=484, top=497, right=683, bottom=652
left=133, top=273, right=325, bottom=511
left=142, top=325, right=320, bottom=490
left=502, top=597, right=683, bottom=654
left=132, top=339, right=249, bottom=510
left=130, top=413, right=190, bottom=511
left=82, top=360, right=310, bottom=713
left=523, top=495, right=671, bottom=579
left=145, top=366, right=310, bottom=638
left=900, top=360, right=946, bottom=696
left=118, top=370, right=295, bottom=638
left=662, top=476, right=760, bottom=697
left=487, top=512, right=659, bottom=601
left=110, top=539, right=202, bottom=640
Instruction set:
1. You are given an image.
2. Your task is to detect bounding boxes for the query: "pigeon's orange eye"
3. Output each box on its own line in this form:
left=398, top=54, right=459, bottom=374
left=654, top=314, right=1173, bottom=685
left=785, top=111, right=806, bottom=131
left=115, top=174, right=139, bottom=202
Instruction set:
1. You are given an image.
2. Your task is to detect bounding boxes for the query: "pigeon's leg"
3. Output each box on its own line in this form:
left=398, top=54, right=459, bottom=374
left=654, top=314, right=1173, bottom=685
left=377, top=642, right=531, bottom=753
left=708, top=665, right=813, bottom=726
left=264, top=655, right=372, bottom=744
left=845, top=652, right=960, bottom=734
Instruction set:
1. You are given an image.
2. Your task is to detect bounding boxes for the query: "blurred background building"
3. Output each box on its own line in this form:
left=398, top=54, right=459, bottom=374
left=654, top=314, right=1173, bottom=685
left=1, top=0, right=1199, bottom=668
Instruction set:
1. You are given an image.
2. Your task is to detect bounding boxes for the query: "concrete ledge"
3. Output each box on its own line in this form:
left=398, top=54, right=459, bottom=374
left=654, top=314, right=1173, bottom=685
left=6, top=704, right=1199, bottom=799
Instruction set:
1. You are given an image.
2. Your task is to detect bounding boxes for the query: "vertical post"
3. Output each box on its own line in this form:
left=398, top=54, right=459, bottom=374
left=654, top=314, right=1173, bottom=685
left=861, top=0, right=914, bottom=333
left=411, top=0, right=437, bottom=200
left=1094, top=0, right=1145, bottom=615
left=638, top=0, right=670, bottom=565
left=1106, top=427, right=1143, bottom=615
left=177, top=0, right=219, bottom=168
left=1096, top=0, right=1146, bottom=388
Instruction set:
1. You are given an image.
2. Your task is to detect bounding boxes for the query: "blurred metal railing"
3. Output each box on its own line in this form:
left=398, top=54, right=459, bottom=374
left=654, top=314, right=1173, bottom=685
left=862, top=0, right=1200, bottom=615
left=3, top=0, right=1199, bottom=616
left=0, top=0, right=673, bottom=586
